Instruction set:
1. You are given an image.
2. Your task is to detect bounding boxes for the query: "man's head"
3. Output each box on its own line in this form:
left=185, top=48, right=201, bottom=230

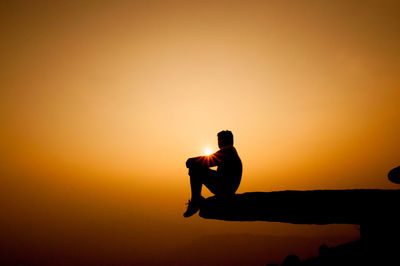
left=217, top=130, right=234, bottom=148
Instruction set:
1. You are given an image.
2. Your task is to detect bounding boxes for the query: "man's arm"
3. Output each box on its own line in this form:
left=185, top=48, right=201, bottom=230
left=186, top=151, right=224, bottom=168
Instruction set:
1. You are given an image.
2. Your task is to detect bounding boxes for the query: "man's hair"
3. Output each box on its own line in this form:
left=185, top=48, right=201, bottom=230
left=217, top=130, right=234, bottom=146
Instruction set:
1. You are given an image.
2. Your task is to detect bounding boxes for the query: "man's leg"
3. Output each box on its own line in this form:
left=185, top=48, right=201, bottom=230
left=204, top=174, right=237, bottom=200
left=184, top=167, right=215, bottom=217
left=188, top=166, right=215, bottom=200
left=188, top=167, right=203, bottom=202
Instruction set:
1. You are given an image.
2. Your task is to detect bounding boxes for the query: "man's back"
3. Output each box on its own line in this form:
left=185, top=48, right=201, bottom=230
left=214, top=146, right=242, bottom=192
left=215, top=146, right=242, bottom=176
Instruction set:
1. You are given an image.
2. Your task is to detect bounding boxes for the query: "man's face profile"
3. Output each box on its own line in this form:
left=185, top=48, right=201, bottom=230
left=218, top=137, right=223, bottom=148
left=217, top=130, right=233, bottom=148
left=218, top=136, right=228, bottom=148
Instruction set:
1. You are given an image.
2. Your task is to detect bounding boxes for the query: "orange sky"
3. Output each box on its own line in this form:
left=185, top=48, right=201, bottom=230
left=1, top=0, right=399, bottom=264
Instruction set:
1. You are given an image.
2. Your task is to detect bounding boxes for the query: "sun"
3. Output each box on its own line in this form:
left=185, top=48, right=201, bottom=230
left=204, top=147, right=213, bottom=156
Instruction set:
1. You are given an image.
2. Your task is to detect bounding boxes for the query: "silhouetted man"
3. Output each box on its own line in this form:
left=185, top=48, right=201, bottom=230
left=183, top=130, right=242, bottom=217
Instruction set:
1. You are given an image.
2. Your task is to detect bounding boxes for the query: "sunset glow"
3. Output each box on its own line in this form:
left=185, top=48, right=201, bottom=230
left=1, top=1, right=400, bottom=265
left=204, top=148, right=213, bottom=156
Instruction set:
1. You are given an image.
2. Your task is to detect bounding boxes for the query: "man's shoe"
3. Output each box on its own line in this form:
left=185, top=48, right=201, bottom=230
left=183, top=197, right=205, bottom=218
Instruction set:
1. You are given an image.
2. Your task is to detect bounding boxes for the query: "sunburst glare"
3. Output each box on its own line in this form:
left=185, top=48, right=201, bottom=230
left=204, top=147, right=213, bottom=156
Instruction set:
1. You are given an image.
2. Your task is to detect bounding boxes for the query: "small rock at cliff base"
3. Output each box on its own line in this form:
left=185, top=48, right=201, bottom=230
left=388, top=166, right=400, bottom=184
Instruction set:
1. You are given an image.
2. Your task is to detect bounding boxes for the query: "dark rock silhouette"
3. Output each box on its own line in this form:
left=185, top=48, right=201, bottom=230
left=388, top=166, right=400, bottom=184
left=199, top=190, right=400, bottom=225
left=199, top=189, right=400, bottom=265
left=282, top=254, right=301, bottom=266
left=302, top=240, right=361, bottom=266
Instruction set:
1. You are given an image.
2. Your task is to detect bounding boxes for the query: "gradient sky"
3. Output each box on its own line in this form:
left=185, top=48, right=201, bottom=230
left=1, top=0, right=399, bottom=264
